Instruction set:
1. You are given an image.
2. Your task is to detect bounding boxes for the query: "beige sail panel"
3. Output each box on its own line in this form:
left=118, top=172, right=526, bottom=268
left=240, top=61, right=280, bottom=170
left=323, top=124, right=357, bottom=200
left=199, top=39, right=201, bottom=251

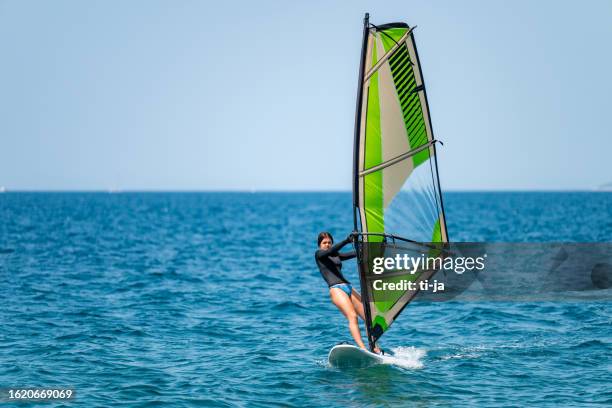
left=375, top=36, right=414, bottom=208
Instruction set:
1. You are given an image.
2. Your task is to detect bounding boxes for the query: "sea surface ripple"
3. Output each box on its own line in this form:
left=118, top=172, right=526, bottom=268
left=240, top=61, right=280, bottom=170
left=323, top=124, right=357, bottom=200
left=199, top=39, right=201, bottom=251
left=0, top=192, right=610, bottom=407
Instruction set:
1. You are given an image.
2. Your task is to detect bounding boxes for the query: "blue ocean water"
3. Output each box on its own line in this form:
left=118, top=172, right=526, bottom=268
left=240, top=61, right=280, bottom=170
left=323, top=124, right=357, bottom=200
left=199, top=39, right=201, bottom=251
left=0, top=192, right=610, bottom=407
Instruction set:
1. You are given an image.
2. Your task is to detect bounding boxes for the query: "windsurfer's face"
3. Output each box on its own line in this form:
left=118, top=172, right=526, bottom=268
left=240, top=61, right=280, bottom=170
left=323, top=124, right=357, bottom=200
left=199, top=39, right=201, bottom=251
left=319, top=237, right=333, bottom=250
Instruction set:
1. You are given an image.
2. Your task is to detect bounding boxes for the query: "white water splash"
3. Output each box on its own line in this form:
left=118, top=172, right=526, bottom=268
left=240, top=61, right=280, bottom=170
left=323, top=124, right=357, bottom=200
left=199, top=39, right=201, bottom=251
left=315, top=358, right=330, bottom=368
left=383, top=346, right=427, bottom=369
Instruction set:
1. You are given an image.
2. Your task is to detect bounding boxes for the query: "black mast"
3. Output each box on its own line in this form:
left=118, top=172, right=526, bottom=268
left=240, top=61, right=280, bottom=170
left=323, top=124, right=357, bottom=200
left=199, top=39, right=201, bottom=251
left=352, top=13, right=376, bottom=352
left=352, top=12, right=369, bottom=231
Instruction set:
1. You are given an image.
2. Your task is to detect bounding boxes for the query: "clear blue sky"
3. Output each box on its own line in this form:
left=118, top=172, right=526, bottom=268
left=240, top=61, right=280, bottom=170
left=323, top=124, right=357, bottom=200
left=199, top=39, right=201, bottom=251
left=1, top=0, right=611, bottom=191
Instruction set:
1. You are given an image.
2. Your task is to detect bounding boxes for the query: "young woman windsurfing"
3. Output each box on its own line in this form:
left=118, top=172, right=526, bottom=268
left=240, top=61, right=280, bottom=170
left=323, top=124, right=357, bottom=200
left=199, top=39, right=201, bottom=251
left=315, top=231, right=381, bottom=354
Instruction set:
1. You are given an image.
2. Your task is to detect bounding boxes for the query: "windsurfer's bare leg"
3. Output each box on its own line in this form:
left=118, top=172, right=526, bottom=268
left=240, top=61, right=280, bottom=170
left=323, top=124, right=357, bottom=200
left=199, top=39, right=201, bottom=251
left=330, top=288, right=366, bottom=350
left=350, top=289, right=365, bottom=321
left=349, top=289, right=381, bottom=354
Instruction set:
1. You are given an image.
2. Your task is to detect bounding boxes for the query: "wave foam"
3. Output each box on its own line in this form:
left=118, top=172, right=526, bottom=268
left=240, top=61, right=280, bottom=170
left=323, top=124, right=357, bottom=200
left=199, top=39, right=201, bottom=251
left=383, top=346, right=427, bottom=369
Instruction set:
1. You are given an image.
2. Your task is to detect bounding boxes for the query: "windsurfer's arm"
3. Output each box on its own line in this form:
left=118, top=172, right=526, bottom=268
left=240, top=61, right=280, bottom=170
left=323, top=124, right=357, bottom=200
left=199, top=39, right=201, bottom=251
left=339, top=251, right=356, bottom=261
left=316, top=236, right=353, bottom=259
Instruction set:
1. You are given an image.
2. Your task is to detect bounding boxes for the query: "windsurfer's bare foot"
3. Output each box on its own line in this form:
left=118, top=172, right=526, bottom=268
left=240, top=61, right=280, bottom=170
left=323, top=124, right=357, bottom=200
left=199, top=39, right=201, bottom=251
left=360, top=345, right=382, bottom=354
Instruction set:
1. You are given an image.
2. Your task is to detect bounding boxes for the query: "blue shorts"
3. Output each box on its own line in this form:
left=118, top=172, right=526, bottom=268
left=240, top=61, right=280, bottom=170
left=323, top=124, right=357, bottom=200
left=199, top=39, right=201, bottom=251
left=330, top=283, right=352, bottom=297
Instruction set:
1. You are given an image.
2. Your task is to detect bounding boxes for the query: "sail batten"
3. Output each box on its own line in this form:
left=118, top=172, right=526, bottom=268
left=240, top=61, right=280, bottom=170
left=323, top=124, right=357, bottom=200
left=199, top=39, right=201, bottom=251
left=363, top=28, right=415, bottom=82
left=359, top=140, right=438, bottom=176
left=352, top=14, right=449, bottom=350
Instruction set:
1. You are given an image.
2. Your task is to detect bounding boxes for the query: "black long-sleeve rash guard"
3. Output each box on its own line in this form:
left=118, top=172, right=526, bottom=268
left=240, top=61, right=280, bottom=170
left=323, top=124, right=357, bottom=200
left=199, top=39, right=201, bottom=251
left=315, top=237, right=356, bottom=287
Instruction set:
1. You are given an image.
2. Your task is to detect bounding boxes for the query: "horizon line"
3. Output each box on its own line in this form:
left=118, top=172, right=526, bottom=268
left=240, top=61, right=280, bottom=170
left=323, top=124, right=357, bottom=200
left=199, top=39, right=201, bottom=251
left=0, top=188, right=610, bottom=193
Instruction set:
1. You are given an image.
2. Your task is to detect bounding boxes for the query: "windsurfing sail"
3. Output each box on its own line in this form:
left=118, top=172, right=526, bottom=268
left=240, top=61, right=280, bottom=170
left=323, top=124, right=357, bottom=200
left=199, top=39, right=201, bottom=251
left=352, top=14, right=449, bottom=351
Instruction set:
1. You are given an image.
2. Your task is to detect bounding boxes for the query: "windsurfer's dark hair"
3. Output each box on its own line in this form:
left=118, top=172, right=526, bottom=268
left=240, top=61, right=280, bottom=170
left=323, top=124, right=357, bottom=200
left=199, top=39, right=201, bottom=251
left=317, top=231, right=333, bottom=246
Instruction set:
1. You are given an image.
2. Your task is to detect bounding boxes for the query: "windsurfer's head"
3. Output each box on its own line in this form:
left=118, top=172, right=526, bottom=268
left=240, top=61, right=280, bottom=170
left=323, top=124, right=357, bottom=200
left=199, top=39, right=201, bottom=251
left=317, top=232, right=333, bottom=250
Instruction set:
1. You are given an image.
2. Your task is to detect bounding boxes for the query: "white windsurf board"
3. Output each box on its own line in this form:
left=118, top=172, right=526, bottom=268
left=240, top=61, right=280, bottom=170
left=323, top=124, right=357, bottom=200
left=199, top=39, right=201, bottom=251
left=328, top=344, right=385, bottom=368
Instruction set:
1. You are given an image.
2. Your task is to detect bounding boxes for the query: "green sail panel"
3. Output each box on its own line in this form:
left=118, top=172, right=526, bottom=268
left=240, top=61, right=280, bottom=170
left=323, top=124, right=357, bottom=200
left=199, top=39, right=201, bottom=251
left=364, top=38, right=384, bottom=240
left=353, top=19, right=449, bottom=349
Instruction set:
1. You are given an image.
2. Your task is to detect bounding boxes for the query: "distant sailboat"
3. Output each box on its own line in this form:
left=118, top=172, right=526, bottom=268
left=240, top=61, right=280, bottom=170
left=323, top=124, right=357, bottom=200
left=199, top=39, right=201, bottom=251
left=596, top=182, right=612, bottom=191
